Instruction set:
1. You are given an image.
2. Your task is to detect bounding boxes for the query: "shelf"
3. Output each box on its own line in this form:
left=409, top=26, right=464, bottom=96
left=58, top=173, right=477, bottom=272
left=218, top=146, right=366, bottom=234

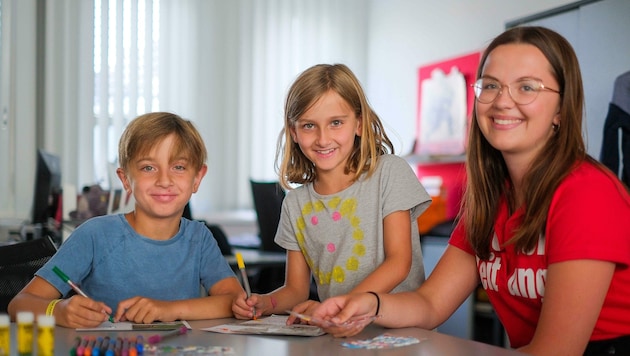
left=403, top=153, right=466, bottom=165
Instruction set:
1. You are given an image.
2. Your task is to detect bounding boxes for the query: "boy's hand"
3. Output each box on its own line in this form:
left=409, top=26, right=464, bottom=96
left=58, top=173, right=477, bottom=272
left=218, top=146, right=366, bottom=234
left=115, top=296, right=170, bottom=324
left=57, top=295, right=112, bottom=328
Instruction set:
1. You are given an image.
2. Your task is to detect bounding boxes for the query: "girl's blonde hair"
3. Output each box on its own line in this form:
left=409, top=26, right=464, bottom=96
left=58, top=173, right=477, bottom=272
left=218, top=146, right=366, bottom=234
left=275, top=64, right=394, bottom=190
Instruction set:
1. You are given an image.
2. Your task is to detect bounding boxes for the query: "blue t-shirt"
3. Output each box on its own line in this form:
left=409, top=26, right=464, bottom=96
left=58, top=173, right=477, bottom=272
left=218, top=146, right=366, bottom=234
left=37, top=214, right=235, bottom=311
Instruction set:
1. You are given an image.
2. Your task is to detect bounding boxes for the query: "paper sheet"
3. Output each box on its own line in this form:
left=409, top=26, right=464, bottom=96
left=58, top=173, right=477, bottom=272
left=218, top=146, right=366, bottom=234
left=341, top=333, right=423, bottom=349
left=203, top=315, right=325, bottom=337
left=77, top=320, right=191, bottom=331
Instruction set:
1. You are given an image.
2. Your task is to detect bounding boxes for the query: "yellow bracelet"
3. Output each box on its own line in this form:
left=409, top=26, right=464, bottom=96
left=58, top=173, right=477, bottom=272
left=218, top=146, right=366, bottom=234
left=46, top=299, right=62, bottom=316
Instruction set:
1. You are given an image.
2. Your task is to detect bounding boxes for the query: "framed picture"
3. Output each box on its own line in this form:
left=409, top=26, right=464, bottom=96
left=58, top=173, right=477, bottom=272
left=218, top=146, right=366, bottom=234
left=415, top=51, right=480, bottom=156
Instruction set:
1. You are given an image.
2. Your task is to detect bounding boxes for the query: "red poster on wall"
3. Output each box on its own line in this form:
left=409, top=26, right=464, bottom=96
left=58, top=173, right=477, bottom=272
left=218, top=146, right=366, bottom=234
left=415, top=51, right=480, bottom=156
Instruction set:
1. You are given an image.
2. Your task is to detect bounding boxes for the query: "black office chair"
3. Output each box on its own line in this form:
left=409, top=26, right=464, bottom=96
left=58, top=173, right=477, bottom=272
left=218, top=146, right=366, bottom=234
left=249, top=180, right=287, bottom=293
left=248, top=180, right=320, bottom=299
left=249, top=180, right=285, bottom=253
left=0, top=236, right=58, bottom=313
left=182, top=202, right=233, bottom=256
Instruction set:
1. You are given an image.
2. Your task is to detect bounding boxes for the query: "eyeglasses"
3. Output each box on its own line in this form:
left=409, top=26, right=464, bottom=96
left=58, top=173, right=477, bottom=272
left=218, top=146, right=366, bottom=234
left=472, top=78, right=561, bottom=105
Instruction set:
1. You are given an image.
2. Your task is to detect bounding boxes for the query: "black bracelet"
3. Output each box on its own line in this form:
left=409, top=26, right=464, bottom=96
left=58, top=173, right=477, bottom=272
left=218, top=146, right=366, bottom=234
left=366, top=291, right=380, bottom=316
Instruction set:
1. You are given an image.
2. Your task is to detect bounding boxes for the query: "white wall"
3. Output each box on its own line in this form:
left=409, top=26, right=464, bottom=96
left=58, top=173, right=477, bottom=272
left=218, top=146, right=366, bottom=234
left=0, top=0, right=592, bottom=220
left=365, top=0, right=577, bottom=155
left=0, top=0, right=37, bottom=219
left=518, top=0, right=630, bottom=158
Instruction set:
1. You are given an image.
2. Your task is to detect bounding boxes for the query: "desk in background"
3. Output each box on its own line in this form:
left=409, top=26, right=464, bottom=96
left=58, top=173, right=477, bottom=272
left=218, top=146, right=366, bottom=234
left=204, top=209, right=287, bottom=294
left=6, top=318, right=523, bottom=355
left=0, top=218, right=25, bottom=244
left=225, top=248, right=286, bottom=271
left=225, top=248, right=287, bottom=294
left=201, top=209, right=259, bottom=248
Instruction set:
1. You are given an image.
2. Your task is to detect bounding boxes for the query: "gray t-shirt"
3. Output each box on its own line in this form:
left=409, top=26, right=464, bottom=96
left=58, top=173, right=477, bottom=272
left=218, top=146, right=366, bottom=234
left=275, top=154, right=431, bottom=300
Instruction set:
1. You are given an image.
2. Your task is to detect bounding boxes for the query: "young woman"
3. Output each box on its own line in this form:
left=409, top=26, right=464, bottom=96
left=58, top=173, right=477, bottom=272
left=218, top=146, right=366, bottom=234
left=309, top=27, right=630, bottom=355
left=232, top=64, right=431, bottom=321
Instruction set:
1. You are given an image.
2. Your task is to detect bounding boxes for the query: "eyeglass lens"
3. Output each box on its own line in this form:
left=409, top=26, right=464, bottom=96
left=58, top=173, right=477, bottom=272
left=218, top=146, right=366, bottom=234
left=473, top=79, right=546, bottom=105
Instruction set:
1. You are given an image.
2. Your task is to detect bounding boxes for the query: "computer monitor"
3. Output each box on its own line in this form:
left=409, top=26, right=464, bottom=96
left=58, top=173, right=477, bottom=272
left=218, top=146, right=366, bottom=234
left=31, top=149, right=62, bottom=230
left=107, top=188, right=123, bottom=215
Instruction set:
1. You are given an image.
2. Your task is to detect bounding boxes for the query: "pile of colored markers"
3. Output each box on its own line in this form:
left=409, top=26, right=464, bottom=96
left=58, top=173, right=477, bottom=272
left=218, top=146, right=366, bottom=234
left=70, top=335, right=144, bottom=356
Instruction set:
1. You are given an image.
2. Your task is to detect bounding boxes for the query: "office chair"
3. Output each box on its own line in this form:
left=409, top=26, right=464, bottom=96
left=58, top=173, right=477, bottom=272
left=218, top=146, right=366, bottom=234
left=249, top=180, right=285, bottom=253
left=249, top=180, right=287, bottom=293
left=248, top=180, right=320, bottom=298
left=0, top=236, right=58, bottom=313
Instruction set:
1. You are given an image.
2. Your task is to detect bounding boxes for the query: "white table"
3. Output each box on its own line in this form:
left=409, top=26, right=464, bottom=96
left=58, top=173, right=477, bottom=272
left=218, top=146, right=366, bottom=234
left=7, top=317, right=524, bottom=355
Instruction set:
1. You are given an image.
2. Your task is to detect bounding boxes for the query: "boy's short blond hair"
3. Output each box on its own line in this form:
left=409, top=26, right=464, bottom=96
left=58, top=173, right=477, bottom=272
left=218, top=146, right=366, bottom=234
left=118, top=112, right=207, bottom=172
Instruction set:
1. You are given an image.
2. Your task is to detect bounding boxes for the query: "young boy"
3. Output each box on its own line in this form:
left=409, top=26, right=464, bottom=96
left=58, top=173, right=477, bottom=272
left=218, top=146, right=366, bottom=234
left=8, top=112, right=243, bottom=328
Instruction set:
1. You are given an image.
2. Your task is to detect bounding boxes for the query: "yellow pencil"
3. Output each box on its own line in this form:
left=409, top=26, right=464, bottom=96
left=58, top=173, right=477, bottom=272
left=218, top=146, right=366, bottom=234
left=235, top=253, right=256, bottom=319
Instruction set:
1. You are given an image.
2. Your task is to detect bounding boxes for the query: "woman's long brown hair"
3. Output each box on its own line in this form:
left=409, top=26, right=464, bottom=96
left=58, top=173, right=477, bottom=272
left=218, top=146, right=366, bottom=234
left=464, top=26, right=587, bottom=259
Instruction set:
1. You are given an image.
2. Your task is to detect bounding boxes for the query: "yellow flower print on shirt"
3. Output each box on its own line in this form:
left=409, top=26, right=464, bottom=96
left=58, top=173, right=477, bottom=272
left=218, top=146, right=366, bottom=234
left=296, top=196, right=365, bottom=286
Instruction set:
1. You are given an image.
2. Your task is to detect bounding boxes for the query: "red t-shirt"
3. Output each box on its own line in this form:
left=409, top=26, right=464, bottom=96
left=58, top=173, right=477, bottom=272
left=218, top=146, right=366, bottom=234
left=450, top=161, right=630, bottom=348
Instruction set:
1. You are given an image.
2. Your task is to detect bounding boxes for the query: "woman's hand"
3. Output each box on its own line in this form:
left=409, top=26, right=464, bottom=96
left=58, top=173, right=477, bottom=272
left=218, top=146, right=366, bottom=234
left=310, top=293, right=378, bottom=337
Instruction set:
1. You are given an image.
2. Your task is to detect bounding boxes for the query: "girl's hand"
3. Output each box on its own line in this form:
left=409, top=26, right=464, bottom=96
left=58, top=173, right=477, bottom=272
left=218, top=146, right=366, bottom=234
left=286, top=300, right=320, bottom=325
left=232, top=292, right=264, bottom=319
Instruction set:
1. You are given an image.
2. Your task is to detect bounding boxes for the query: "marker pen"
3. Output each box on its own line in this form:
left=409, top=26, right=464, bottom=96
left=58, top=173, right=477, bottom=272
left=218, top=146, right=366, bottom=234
left=105, top=338, right=115, bottom=356
left=69, top=337, right=81, bottom=356
left=52, top=266, right=114, bottom=323
left=128, top=338, right=137, bottom=356
left=147, top=326, right=188, bottom=344
left=84, top=336, right=96, bottom=356
left=135, top=335, right=144, bottom=355
left=76, top=337, right=89, bottom=356
left=115, top=337, right=123, bottom=355
left=122, top=337, right=129, bottom=356
left=98, top=337, right=110, bottom=356
left=236, top=253, right=257, bottom=319
left=92, top=337, right=103, bottom=356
